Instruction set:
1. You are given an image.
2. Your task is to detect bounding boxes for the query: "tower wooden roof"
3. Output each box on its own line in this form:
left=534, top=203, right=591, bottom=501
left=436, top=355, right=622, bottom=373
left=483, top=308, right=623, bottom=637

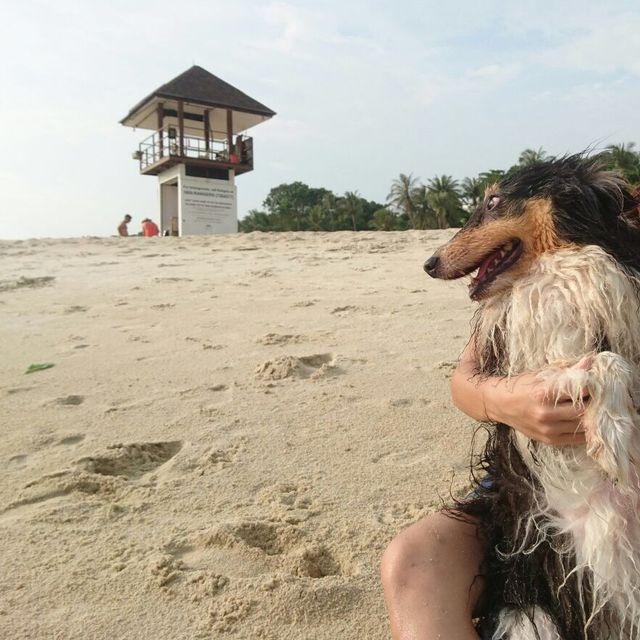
left=120, top=65, right=275, bottom=129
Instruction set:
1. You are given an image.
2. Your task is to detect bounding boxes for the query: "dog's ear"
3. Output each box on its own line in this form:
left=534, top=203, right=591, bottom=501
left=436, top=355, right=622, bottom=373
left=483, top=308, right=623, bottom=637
left=588, top=168, right=638, bottom=226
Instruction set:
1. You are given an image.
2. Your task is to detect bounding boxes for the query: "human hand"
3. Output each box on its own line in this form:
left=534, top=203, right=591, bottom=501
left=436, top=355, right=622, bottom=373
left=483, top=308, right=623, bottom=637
left=482, top=371, right=588, bottom=446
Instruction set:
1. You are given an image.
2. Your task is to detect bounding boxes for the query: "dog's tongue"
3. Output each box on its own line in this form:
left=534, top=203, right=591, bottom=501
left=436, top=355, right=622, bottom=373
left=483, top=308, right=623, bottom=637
left=476, top=249, right=501, bottom=281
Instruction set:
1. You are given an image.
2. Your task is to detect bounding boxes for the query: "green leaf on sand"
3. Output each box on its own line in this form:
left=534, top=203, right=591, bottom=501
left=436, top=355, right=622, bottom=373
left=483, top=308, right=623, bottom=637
left=25, top=363, right=55, bottom=374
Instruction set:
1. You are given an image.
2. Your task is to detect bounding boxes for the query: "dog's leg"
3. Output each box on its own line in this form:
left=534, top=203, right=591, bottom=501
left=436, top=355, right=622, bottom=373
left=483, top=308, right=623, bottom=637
left=535, top=353, right=640, bottom=636
left=580, top=352, right=640, bottom=487
left=538, top=353, right=640, bottom=486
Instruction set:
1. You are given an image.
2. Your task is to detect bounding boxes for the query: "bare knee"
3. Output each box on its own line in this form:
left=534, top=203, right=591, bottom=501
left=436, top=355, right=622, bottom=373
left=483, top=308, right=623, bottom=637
left=381, top=511, right=484, bottom=608
left=382, top=512, right=455, bottom=586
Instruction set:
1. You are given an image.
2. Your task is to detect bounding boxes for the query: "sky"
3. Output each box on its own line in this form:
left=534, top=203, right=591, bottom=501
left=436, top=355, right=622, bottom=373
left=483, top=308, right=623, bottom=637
left=1, top=0, right=639, bottom=239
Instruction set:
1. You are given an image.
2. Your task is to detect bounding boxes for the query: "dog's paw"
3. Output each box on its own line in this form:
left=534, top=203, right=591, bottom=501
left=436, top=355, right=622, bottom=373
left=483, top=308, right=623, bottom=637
left=536, top=360, right=590, bottom=408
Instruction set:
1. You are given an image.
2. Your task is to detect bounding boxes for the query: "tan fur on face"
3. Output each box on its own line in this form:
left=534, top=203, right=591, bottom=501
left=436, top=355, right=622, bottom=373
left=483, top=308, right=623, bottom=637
left=435, top=197, right=573, bottom=297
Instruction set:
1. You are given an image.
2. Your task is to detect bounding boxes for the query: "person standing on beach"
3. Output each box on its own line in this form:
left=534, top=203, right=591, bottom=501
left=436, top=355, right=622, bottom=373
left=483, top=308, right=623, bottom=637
left=117, top=214, right=132, bottom=236
left=141, top=218, right=160, bottom=237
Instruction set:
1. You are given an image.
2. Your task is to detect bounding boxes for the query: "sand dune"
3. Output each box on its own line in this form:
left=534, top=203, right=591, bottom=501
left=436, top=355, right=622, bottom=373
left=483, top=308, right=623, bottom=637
left=0, top=231, right=477, bottom=639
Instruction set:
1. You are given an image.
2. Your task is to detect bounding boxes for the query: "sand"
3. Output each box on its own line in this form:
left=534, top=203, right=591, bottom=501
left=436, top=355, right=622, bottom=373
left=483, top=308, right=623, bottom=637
left=0, top=231, right=478, bottom=639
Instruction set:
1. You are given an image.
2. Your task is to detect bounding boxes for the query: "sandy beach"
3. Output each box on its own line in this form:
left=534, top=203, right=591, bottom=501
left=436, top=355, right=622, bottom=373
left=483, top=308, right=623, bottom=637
left=0, top=231, right=478, bottom=639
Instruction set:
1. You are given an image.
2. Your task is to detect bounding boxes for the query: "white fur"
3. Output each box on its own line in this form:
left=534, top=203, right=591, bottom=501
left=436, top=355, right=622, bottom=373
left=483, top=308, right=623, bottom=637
left=494, top=608, right=563, bottom=640
left=477, top=246, right=640, bottom=639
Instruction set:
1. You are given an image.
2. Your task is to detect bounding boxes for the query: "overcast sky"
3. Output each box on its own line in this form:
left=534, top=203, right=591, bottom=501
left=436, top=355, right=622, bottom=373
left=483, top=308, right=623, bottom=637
left=1, top=0, right=639, bottom=239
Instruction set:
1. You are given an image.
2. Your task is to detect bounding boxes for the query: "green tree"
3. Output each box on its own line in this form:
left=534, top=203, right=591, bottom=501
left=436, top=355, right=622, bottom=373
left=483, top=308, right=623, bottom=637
left=239, top=209, right=271, bottom=232
left=339, top=191, right=364, bottom=231
left=387, top=173, right=421, bottom=229
left=321, top=192, right=338, bottom=231
left=477, top=169, right=506, bottom=194
left=517, top=147, right=549, bottom=167
left=263, top=182, right=331, bottom=231
left=426, top=175, right=463, bottom=228
left=408, top=184, right=437, bottom=229
left=307, top=204, right=327, bottom=231
left=369, top=208, right=398, bottom=231
left=461, top=176, right=484, bottom=211
left=601, top=143, right=640, bottom=185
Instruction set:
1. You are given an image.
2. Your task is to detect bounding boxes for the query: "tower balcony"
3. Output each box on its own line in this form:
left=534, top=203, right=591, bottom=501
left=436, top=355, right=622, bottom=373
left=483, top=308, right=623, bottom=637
left=134, top=124, right=254, bottom=176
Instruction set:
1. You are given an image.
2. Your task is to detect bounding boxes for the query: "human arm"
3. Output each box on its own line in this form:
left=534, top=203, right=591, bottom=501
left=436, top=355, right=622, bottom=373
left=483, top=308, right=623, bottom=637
left=450, top=341, right=586, bottom=446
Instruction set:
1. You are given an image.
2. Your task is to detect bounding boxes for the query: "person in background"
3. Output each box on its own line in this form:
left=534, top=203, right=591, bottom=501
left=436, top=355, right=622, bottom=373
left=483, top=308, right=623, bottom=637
left=117, top=214, right=132, bottom=236
left=141, top=218, right=160, bottom=237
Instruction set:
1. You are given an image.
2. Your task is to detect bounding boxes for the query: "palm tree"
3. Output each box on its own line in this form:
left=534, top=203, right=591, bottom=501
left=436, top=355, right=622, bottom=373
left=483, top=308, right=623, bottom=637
left=518, top=147, right=549, bottom=167
left=409, top=184, right=437, bottom=229
left=387, top=173, right=420, bottom=229
left=426, top=175, right=462, bottom=229
left=239, top=209, right=271, bottom=232
left=477, top=169, right=506, bottom=194
left=602, top=143, right=640, bottom=185
left=461, top=176, right=484, bottom=211
left=369, top=208, right=397, bottom=231
left=321, top=192, right=337, bottom=231
left=340, top=191, right=364, bottom=231
left=307, top=204, right=326, bottom=231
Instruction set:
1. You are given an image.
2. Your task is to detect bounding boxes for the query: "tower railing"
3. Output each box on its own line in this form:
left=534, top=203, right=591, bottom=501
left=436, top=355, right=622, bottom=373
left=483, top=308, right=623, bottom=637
left=136, top=125, right=253, bottom=171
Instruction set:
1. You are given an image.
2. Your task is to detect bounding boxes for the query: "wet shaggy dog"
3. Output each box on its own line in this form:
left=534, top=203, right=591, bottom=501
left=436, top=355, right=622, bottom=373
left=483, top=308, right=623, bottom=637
left=425, top=155, right=640, bottom=639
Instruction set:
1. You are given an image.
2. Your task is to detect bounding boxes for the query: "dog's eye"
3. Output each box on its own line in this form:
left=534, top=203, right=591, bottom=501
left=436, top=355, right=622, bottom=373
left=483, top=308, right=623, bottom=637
left=486, top=195, right=501, bottom=211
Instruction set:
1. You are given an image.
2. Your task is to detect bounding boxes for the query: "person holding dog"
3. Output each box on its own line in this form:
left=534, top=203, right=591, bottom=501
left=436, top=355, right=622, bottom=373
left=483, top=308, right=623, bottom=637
left=381, top=341, right=586, bottom=640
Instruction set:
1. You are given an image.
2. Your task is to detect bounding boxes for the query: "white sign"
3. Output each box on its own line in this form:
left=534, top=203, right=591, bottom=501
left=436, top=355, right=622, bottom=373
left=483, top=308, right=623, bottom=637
left=180, top=178, right=237, bottom=235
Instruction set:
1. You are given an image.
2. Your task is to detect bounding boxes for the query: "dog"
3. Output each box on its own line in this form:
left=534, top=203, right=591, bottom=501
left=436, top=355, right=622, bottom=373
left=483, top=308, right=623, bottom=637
left=424, top=154, right=640, bottom=639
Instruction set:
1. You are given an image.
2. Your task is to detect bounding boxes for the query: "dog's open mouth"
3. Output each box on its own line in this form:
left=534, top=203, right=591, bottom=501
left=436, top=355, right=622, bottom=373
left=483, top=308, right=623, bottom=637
left=469, top=239, right=523, bottom=299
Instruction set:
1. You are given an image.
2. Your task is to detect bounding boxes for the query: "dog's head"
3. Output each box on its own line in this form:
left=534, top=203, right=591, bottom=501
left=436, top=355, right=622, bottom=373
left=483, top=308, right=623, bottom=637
left=424, top=154, right=640, bottom=300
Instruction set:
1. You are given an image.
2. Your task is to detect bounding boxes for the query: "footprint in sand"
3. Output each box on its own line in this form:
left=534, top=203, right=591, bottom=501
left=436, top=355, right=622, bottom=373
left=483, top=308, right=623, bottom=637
left=53, top=395, right=85, bottom=406
left=75, top=441, right=183, bottom=480
left=7, top=454, right=28, bottom=469
left=434, top=360, right=458, bottom=377
left=254, top=353, right=338, bottom=381
left=6, top=386, right=35, bottom=395
left=195, top=437, right=246, bottom=473
left=387, top=398, right=414, bottom=408
left=255, top=333, right=305, bottom=346
left=256, top=482, right=317, bottom=524
left=330, top=305, right=359, bottom=315
left=56, top=434, right=85, bottom=446
left=154, top=276, right=192, bottom=283
left=178, top=517, right=351, bottom=580
left=287, top=544, right=342, bottom=578
left=1, top=441, right=184, bottom=516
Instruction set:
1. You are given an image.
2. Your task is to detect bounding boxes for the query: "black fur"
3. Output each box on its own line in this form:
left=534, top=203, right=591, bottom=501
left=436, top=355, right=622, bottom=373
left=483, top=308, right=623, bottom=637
left=499, top=154, right=640, bottom=272
left=449, top=155, right=640, bottom=639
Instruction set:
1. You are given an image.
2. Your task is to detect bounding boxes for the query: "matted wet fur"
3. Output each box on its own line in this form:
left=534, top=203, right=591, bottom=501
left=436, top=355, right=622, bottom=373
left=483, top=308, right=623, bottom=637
left=425, top=154, right=640, bottom=639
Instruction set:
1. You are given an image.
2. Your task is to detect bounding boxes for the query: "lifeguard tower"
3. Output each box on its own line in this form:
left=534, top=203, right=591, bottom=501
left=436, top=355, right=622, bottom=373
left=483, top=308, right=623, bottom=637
left=120, top=65, right=275, bottom=235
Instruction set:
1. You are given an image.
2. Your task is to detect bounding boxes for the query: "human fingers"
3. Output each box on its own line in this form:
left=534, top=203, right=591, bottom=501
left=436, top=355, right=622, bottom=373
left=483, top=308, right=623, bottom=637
left=536, top=425, right=586, bottom=446
left=541, top=402, right=588, bottom=422
left=553, top=431, right=587, bottom=446
left=522, top=418, right=585, bottom=445
left=542, top=389, right=590, bottom=407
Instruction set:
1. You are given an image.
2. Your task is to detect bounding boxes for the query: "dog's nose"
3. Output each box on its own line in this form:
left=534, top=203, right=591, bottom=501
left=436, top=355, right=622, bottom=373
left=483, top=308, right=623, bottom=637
left=423, top=255, right=440, bottom=276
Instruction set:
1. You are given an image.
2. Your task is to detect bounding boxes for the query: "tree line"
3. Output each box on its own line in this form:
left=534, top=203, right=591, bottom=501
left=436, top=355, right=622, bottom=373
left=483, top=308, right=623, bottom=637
left=239, top=143, right=640, bottom=232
